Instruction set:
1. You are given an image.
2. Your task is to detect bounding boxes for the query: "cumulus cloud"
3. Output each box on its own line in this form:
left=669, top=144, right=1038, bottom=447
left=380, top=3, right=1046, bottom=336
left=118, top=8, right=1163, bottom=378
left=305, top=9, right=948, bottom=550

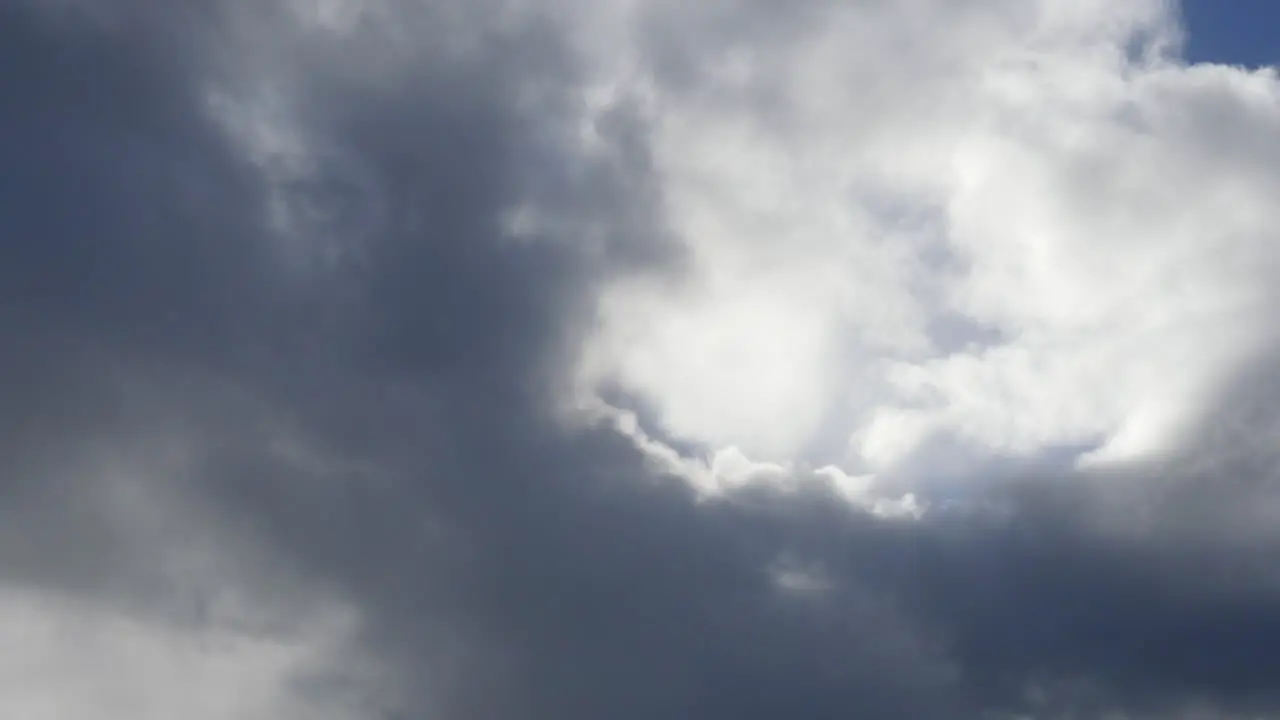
left=570, top=0, right=1280, bottom=491
left=7, top=0, right=1280, bottom=718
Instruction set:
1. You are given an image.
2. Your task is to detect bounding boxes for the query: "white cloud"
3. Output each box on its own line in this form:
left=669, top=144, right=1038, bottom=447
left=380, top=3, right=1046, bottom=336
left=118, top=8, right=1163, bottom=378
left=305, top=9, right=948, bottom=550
left=563, top=0, right=1280, bottom=496
left=0, top=588, right=374, bottom=720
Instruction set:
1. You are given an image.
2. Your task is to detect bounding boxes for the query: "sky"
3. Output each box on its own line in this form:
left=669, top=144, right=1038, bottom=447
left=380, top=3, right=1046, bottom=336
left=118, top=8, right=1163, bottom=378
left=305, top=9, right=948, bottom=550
left=3, top=1, right=1280, bottom=718
left=1180, top=0, right=1279, bottom=67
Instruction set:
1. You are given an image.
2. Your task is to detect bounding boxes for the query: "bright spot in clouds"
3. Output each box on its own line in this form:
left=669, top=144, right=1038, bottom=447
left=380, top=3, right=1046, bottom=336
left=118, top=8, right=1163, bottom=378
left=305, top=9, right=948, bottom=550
left=570, top=0, right=1280, bottom=497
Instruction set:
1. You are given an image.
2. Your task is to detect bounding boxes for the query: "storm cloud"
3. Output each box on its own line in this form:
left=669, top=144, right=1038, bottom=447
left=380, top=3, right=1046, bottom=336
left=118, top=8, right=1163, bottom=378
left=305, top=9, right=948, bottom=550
left=4, top=1, right=1280, bottom=718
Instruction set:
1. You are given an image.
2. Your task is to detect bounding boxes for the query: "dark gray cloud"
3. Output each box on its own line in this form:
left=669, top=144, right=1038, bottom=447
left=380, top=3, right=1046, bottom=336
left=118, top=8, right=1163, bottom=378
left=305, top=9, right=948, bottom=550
left=5, top=3, right=1280, bottom=719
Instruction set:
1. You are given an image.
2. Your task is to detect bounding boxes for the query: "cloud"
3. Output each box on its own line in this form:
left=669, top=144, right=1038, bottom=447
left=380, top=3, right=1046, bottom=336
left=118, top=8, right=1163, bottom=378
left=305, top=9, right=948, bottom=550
left=0, top=588, right=373, bottom=720
left=0, top=362, right=396, bottom=718
left=7, top=1, right=1280, bottom=719
left=570, top=0, right=1280, bottom=490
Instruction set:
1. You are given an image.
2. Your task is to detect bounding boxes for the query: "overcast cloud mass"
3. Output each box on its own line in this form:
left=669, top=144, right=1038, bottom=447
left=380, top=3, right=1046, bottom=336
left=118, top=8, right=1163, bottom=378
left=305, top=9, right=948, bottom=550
left=4, top=0, right=1280, bottom=717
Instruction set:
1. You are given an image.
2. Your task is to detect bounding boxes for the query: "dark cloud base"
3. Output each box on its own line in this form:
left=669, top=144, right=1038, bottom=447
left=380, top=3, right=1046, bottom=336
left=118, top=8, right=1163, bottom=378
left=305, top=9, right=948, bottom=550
left=5, top=5, right=1280, bottom=719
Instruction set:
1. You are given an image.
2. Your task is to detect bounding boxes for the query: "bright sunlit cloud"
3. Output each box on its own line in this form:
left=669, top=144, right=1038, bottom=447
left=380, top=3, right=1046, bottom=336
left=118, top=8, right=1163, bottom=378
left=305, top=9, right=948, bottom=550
left=565, top=0, right=1280, bottom=498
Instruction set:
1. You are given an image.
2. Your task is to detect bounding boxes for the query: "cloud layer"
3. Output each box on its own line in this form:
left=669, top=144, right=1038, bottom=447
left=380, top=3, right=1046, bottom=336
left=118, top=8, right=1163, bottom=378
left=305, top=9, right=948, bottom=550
left=5, top=1, right=1280, bottom=718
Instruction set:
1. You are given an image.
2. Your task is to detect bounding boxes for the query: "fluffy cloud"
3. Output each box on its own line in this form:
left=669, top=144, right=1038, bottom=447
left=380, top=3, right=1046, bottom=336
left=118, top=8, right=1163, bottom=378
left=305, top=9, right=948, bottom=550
left=570, top=0, right=1280, bottom=493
